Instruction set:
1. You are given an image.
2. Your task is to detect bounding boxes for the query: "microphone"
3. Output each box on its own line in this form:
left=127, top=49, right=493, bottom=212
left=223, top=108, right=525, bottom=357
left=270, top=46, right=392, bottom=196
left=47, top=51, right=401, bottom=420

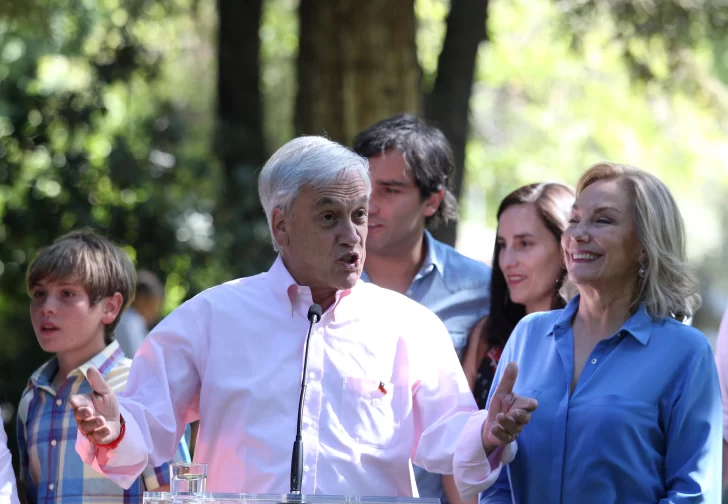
left=289, top=303, right=323, bottom=495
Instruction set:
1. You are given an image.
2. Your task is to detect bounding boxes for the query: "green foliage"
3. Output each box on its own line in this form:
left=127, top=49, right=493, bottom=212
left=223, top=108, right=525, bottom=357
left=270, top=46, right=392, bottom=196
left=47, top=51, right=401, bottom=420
left=3, top=0, right=728, bottom=460
left=461, top=0, right=728, bottom=269
left=0, top=0, right=232, bottom=371
left=415, top=0, right=449, bottom=93
left=260, top=0, right=298, bottom=150
left=0, top=0, right=248, bottom=468
left=558, top=0, right=728, bottom=103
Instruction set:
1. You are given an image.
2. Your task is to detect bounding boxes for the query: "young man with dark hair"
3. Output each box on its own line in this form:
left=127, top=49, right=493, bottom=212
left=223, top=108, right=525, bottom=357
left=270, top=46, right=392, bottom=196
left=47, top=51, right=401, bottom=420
left=354, top=114, right=492, bottom=504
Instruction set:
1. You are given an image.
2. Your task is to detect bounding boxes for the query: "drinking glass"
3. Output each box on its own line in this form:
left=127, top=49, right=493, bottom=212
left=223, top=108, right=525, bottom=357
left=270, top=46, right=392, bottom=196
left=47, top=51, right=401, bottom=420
left=170, top=462, right=208, bottom=494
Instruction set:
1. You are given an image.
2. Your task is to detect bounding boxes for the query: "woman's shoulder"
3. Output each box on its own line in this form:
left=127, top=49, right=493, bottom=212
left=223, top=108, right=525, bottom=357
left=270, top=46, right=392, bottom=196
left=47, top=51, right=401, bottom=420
left=656, top=316, right=713, bottom=353
left=515, top=308, right=566, bottom=332
left=470, top=307, right=566, bottom=340
left=496, top=310, right=567, bottom=359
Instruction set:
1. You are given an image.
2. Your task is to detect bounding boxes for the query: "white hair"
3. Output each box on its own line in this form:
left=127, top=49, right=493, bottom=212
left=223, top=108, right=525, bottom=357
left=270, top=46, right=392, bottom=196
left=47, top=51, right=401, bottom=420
left=258, top=136, right=371, bottom=251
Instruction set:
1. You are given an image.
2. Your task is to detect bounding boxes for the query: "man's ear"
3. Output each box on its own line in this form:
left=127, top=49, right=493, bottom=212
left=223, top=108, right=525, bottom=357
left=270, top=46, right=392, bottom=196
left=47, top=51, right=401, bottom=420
left=271, top=208, right=289, bottom=248
left=100, top=292, right=124, bottom=325
left=423, top=188, right=445, bottom=218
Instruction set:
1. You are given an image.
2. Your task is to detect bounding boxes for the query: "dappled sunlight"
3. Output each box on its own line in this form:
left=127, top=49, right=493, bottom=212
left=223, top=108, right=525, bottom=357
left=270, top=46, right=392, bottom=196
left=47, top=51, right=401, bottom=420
left=36, top=55, right=93, bottom=94
left=0, top=0, right=727, bottom=433
left=459, top=0, right=728, bottom=277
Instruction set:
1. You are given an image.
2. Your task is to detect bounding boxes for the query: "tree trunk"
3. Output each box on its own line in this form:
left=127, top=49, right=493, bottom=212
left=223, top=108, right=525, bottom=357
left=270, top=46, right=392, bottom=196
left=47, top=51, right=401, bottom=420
left=215, top=0, right=275, bottom=276
left=426, top=0, right=488, bottom=247
left=296, top=0, right=421, bottom=146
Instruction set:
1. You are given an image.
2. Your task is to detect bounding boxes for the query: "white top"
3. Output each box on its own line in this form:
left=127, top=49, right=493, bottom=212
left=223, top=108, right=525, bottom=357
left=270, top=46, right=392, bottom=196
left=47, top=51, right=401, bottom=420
left=0, top=408, right=19, bottom=504
left=715, top=307, right=728, bottom=441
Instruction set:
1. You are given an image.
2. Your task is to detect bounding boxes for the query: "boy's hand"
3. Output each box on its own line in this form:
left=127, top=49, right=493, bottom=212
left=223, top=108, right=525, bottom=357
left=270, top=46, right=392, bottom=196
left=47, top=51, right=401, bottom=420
left=69, top=366, right=122, bottom=445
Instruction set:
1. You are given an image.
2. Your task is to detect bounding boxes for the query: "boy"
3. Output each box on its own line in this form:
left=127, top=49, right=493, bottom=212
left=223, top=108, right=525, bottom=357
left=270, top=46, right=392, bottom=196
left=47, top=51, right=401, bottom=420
left=17, top=230, right=189, bottom=504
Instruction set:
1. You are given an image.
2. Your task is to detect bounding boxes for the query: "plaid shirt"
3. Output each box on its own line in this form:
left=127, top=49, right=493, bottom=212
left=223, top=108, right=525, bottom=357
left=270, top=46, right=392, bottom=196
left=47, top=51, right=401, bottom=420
left=17, top=341, right=190, bottom=504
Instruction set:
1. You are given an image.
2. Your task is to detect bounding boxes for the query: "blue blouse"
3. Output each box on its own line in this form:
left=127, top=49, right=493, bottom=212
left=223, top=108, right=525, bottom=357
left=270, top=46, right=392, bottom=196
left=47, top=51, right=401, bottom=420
left=480, top=296, right=721, bottom=503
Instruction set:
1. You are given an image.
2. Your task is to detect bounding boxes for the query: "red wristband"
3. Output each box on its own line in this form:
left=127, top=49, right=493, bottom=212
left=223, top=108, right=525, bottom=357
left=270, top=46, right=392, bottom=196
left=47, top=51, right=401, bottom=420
left=95, top=414, right=126, bottom=450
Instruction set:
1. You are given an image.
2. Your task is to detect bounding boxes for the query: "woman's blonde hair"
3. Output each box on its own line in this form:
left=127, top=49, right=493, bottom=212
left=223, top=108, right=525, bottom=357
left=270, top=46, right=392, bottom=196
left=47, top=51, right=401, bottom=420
left=576, top=162, right=700, bottom=321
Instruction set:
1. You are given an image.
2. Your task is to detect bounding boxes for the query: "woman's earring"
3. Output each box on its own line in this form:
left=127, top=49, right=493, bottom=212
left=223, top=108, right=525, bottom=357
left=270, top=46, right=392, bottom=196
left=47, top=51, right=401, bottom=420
left=638, top=265, right=645, bottom=277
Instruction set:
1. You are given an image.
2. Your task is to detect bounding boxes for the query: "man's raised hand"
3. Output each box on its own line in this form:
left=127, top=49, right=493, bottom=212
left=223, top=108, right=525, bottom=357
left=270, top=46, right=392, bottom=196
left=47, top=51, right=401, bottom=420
left=69, top=367, right=122, bottom=445
left=481, top=362, right=538, bottom=455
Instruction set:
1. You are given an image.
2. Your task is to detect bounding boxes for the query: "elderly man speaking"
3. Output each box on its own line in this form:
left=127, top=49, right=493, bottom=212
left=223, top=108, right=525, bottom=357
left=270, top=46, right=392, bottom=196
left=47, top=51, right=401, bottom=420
left=69, top=137, right=535, bottom=498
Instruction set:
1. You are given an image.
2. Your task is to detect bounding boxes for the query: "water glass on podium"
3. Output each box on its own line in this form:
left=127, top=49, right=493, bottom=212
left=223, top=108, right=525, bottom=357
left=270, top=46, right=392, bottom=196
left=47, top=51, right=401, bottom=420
left=171, top=462, right=208, bottom=493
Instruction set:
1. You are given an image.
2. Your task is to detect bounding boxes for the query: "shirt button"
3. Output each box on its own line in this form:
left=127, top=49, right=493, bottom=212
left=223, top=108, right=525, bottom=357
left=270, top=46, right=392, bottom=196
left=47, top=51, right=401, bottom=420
left=55, top=399, right=62, bottom=406
left=303, top=465, right=310, bottom=472
left=48, top=484, right=54, bottom=491
left=51, top=440, right=57, bottom=447
left=591, top=358, right=598, bottom=364
left=308, top=372, right=315, bottom=379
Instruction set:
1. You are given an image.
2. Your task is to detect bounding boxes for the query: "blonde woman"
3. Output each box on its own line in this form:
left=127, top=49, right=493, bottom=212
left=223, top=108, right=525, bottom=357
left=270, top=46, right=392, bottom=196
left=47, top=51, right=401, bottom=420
left=478, top=163, right=721, bottom=503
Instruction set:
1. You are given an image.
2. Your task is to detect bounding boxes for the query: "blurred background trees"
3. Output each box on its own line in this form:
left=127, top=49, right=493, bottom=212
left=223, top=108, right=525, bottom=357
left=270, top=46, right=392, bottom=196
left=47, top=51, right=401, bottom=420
left=3, top=0, right=728, bottom=465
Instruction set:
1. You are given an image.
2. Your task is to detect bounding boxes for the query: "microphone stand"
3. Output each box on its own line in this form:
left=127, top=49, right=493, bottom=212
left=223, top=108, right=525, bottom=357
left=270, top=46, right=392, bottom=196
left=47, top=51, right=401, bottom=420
left=289, top=304, right=322, bottom=497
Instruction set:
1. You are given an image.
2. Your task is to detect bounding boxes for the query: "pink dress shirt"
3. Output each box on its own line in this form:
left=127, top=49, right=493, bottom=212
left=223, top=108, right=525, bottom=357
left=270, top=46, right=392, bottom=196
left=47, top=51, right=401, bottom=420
left=716, top=307, right=728, bottom=442
left=0, top=407, right=19, bottom=504
left=76, top=256, right=510, bottom=496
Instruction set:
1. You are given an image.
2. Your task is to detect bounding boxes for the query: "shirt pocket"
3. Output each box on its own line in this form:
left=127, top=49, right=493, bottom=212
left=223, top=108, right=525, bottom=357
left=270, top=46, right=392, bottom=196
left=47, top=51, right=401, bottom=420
left=584, top=394, right=662, bottom=453
left=340, top=376, right=400, bottom=449
left=591, top=394, right=658, bottom=422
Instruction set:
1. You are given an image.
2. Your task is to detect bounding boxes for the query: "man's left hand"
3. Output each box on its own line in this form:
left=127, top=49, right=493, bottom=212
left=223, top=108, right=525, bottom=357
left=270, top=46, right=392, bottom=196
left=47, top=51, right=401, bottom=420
left=481, top=362, right=537, bottom=455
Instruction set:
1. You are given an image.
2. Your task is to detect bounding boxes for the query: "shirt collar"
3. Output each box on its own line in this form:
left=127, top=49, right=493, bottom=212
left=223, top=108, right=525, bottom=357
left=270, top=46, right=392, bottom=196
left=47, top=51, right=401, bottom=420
left=29, top=340, right=125, bottom=389
left=552, top=295, right=654, bottom=345
left=360, top=230, right=443, bottom=284
left=75, top=340, right=126, bottom=379
left=267, top=255, right=354, bottom=320
left=420, top=230, right=444, bottom=277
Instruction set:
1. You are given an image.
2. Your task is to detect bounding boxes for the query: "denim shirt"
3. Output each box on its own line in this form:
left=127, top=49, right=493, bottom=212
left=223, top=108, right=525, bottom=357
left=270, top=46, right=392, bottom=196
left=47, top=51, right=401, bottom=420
left=362, top=230, right=491, bottom=502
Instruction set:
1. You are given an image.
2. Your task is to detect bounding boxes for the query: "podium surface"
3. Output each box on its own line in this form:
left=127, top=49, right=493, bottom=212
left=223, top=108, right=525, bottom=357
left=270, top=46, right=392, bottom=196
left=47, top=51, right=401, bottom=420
left=144, top=493, right=440, bottom=504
